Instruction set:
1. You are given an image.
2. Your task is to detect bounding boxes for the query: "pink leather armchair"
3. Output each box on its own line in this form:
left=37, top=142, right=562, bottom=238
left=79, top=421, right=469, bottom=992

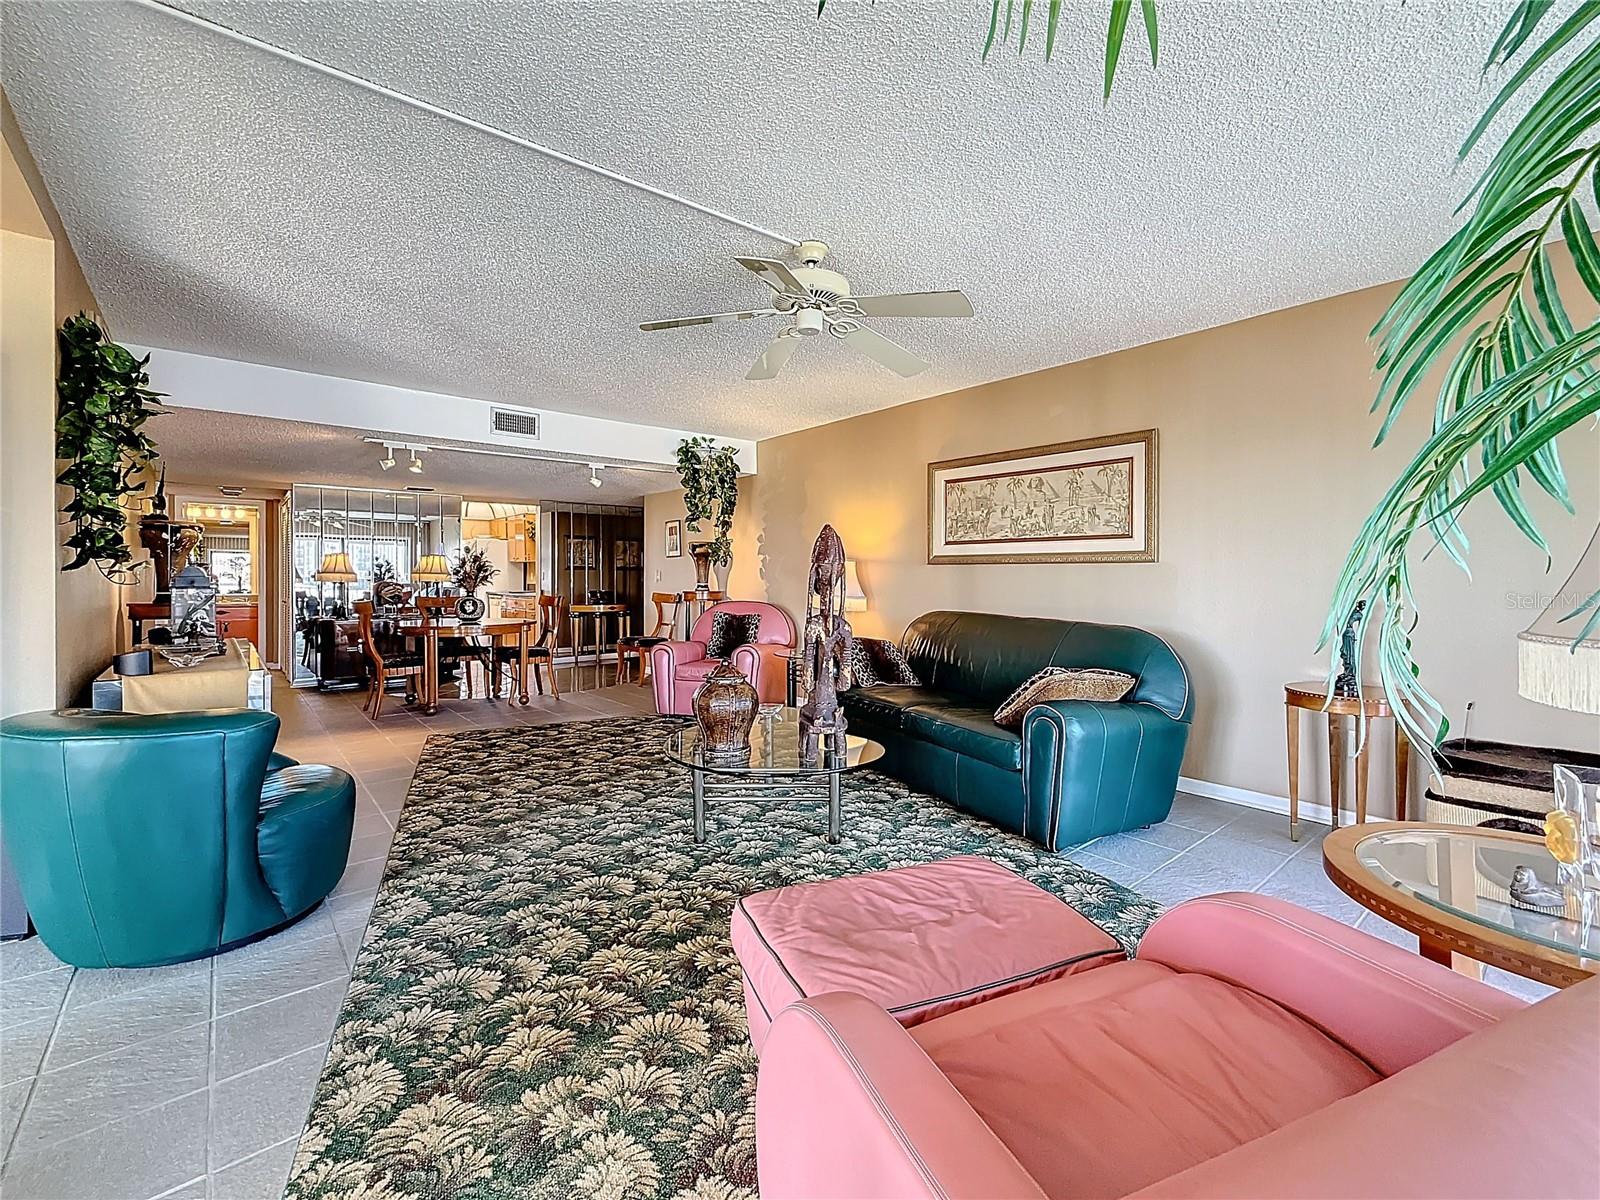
left=651, top=600, right=796, bottom=715
left=756, top=893, right=1597, bottom=1200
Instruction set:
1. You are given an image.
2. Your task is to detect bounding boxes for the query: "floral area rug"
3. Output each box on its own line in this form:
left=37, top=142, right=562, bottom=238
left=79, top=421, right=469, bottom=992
left=286, top=716, right=1160, bottom=1200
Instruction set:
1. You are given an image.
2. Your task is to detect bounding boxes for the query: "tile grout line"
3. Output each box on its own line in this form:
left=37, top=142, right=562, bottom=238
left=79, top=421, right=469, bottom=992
left=204, top=955, right=217, bottom=1177
left=209, top=1130, right=300, bottom=1178
left=0, top=965, right=76, bottom=1169
left=10, top=938, right=349, bottom=1083
left=147, top=1173, right=206, bottom=1200
left=9, top=1032, right=340, bottom=1166
left=1122, top=821, right=1227, bottom=886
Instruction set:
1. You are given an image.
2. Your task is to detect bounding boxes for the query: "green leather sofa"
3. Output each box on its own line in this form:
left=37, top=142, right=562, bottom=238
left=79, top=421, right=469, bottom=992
left=0, top=708, right=356, bottom=968
left=841, top=611, right=1192, bottom=850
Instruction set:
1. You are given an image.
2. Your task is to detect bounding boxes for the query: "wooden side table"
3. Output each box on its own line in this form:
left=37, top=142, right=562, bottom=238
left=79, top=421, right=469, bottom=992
left=1284, top=680, right=1409, bottom=841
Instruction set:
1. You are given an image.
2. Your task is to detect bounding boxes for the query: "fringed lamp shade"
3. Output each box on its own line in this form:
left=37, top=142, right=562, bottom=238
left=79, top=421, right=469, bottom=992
left=412, top=554, right=452, bottom=583
left=1518, top=523, right=1600, bottom=715
left=313, top=552, right=357, bottom=583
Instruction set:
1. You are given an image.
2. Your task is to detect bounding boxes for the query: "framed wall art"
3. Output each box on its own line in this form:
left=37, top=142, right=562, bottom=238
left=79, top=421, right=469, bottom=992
left=928, top=429, right=1157, bottom=564
left=664, top=519, right=683, bottom=558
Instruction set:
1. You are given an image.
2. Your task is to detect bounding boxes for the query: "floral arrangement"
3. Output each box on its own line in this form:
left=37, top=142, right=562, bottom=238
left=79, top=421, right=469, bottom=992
left=450, top=545, right=498, bottom=594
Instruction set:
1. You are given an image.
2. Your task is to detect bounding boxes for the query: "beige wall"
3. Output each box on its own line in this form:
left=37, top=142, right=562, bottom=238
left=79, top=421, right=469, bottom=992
left=703, top=277, right=1598, bottom=816
left=1, top=226, right=59, bottom=715
left=4, top=91, right=118, bottom=709
left=643, top=476, right=764, bottom=604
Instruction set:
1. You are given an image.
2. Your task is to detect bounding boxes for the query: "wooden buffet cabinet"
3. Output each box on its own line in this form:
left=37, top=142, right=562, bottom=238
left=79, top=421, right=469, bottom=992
left=127, top=601, right=259, bottom=649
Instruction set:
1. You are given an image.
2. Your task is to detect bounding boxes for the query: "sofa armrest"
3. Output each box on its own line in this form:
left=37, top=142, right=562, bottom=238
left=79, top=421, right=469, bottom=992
left=1130, top=976, right=1597, bottom=1200
left=650, top=640, right=706, bottom=713
left=1020, top=700, right=1189, bottom=848
left=757, top=992, right=1046, bottom=1200
left=1137, top=893, right=1525, bottom=1076
left=256, top=764, right=356, bottom=919
left=653, top=639, right=706, bottom=667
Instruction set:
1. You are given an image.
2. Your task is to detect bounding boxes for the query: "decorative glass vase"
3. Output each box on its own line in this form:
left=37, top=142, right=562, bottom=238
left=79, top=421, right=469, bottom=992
left=689, top=542, right=712, bottom=594
left=692, top=659, right=758, bottom=764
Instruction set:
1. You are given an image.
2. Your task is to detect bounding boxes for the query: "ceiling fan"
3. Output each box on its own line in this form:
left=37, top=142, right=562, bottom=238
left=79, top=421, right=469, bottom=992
left=639, top=241, right=974, bottom=380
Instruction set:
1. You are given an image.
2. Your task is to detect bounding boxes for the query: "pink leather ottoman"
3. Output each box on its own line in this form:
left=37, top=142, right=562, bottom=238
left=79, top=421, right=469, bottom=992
left=732, top=855, right=1125, bottom=1052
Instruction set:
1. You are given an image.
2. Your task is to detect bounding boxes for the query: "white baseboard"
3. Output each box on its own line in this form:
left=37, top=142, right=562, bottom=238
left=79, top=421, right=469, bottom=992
left=1178, top=775, right=1336, bottom=828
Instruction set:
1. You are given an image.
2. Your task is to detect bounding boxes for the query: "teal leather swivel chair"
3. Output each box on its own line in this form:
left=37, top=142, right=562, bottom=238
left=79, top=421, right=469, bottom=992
left=0, top=708, right=356, bottom=968
left=841, top=612, right=1193, bottom=850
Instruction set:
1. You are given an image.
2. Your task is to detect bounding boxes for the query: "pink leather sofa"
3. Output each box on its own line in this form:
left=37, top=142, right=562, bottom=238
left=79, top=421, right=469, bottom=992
left=756, top=892, right=1599, bottom=1199
left=651, top=600, right=796, bottom=715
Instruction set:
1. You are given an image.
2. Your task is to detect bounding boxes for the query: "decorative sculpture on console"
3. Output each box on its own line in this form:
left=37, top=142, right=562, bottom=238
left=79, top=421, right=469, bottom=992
left=136, top=467, right=203, bottom=602
left=799, top=524, right=855, bottom=750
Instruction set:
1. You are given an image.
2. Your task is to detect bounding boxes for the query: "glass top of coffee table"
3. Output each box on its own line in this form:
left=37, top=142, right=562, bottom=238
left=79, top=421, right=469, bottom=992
left=1354, top=826, right=1599, bottom=960
left=665, top=708, right=884, bottom=776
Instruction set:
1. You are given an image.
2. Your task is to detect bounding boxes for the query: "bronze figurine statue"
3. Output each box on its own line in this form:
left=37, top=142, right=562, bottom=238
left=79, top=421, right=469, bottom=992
left=1333, top=600, right=1366, bottom=698
left=799, top=524, right=855, bottom=750
left=137, top=467, right=203, bottom=601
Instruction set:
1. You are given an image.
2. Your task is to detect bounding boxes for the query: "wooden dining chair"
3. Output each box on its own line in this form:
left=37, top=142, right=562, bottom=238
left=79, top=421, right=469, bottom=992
left=616, top=592, right=680, bottom=685
left=354, top=601, right=423, bottom=719
left=413, top=595, right=492, bottom=698
left=491, top=594, right=564, bottom=700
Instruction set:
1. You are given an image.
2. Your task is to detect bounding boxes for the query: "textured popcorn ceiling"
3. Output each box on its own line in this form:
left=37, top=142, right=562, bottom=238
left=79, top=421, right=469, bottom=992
left=3, top=1, right=1514, bottom=441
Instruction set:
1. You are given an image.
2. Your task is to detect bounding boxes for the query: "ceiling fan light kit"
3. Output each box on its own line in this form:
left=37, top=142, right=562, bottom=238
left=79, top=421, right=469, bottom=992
left=640, top=240, right=974, bottom=381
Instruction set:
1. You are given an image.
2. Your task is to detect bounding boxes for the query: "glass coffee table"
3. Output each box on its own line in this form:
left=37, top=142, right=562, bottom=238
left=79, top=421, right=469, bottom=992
left=1323, top=822, right=1599, bottom=988
left=664, top=708, right=884, bottom=844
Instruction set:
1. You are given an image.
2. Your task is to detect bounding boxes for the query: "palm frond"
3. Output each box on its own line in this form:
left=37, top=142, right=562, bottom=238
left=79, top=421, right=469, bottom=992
left=974, top=0, right=1158, bottom=95
left=1328, top=3, right=1600, bottom=754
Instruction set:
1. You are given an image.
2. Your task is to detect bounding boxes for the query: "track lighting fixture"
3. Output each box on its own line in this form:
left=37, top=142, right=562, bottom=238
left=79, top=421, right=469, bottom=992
left=372, top=440, right=428, bottom=474
left=589, top=464, right=604, bottom=489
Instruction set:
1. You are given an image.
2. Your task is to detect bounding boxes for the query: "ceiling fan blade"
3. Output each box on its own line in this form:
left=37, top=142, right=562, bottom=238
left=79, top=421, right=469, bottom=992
left=841, top=323, right=929, bottom=378
left=848, top=290, right=974, bottom=319
left=746, top=333, right=801, bottom=380
left=640, top=308, right=777, bottom=332
left=735, top=257, right=810, bottom=298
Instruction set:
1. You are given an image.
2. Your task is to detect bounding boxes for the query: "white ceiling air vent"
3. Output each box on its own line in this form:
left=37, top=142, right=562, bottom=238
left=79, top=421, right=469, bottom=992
left=490, top=407, right=540, bottom=442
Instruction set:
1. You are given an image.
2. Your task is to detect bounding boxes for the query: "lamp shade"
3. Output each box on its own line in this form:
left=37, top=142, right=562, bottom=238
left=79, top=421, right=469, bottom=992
left=844, top=559, right=867, bottom=612
left=313, top=552, right=357, bottom=583
left=412, top=554, right=452, bottom=583
left=1518, top=522, right=1600, bottom=714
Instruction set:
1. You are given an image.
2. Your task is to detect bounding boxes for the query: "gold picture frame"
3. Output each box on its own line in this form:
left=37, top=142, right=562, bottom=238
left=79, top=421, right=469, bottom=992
left=928, top=429, right=1158, bottom=564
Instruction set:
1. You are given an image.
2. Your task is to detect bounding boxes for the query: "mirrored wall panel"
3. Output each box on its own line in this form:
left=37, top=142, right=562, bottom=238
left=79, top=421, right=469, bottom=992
left=289, top=485, right=463, bottom=685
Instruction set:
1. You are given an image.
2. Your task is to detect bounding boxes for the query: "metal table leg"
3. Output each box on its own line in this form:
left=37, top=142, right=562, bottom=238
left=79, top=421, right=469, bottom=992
left=828, top=772, right=841, bottom=844
left=693, top=767, right=706, bottom=843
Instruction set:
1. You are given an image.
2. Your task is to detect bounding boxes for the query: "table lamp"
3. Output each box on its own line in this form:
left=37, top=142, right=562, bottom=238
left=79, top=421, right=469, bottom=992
left=412, top=553, right=452, bottom=597
left=844, top=559, right=867, bottom=613
left=1517, top=523, right=1600, bottom=715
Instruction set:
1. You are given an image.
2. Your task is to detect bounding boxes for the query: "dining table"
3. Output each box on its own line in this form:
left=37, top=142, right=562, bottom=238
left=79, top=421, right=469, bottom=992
left=390, top=615, right=538, bottom=715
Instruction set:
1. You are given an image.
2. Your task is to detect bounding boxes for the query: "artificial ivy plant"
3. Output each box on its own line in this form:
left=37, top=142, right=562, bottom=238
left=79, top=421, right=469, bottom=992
left=676, top=436, right=741, bottom=568
left=55, top=313, right=165, bottom=582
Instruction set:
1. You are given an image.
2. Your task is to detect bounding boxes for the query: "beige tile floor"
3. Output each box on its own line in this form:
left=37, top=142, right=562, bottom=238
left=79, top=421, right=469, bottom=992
left=0, top=667, right=1551, bottom=1199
